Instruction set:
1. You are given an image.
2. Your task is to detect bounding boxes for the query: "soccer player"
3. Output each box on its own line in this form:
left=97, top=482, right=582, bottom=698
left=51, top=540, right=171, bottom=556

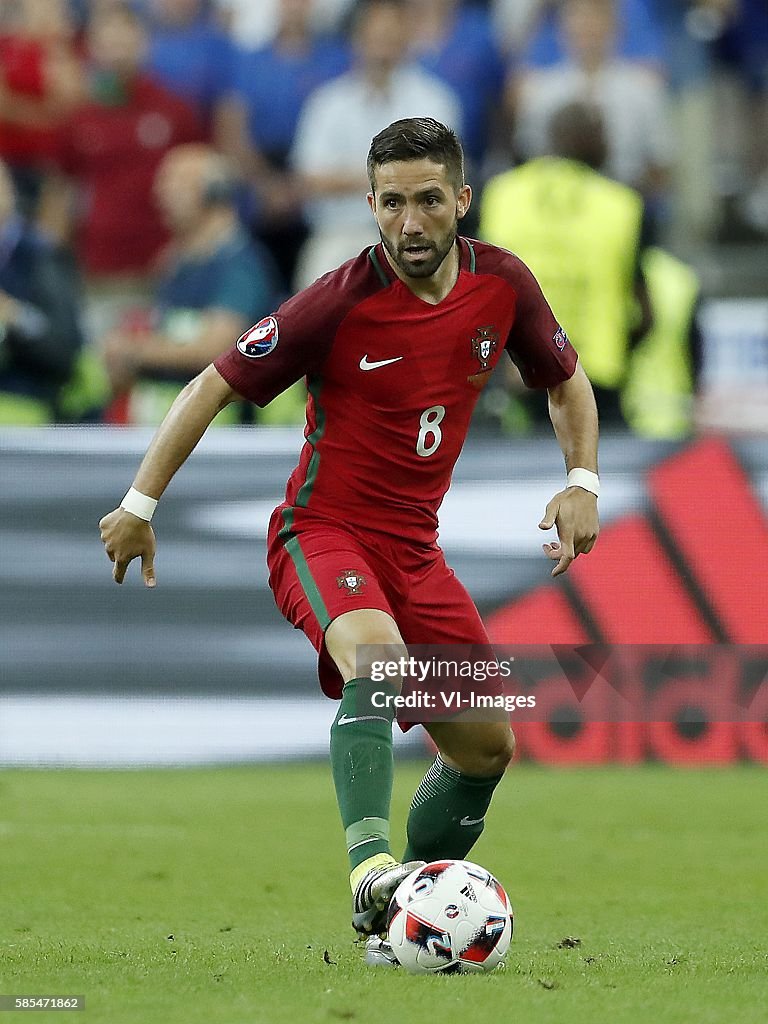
left=99, top=117, right=600, bottom=966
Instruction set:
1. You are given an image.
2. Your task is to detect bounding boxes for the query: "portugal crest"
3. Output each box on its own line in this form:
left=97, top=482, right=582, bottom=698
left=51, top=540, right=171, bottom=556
left=468, top=325, right=500, bottom=389
left=336, top=570, right=366, bottom=596
left=471, top=325, right=499, bottom=370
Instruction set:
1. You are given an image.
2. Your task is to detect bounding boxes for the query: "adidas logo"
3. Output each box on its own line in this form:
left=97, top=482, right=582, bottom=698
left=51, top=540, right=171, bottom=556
left=485, top=438, right=768, bottom=764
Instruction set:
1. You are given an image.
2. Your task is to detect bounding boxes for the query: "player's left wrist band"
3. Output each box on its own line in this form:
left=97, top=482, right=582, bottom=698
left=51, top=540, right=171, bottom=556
left=566, top=468, right=600, bottom=498
left=120, top=487, right=158, bottom=522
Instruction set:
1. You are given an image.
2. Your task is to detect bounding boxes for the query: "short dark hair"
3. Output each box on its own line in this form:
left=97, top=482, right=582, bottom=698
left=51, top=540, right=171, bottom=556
left=548, top=101, right=608, bottom=171
left=367, top=118, right=465, bottom=194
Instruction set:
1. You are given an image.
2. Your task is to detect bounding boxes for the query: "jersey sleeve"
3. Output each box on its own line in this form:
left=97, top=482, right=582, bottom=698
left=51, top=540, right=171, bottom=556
left=504, top=256, right=578, bottom=389
left=213, top=254, right=377, bottom=406
left=213, top=286, right=326, bottom=407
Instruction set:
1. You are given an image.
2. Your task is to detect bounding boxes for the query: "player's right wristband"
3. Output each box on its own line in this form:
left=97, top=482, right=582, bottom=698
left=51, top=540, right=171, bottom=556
left=120, top=487, right=158, bottom=522
left=566, top=468, right=600, bottom=498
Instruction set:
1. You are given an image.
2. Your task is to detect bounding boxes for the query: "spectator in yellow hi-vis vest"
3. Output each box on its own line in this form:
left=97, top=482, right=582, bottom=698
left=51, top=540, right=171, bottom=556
left=621, top=246, right=700, bottom=439
left=480, top=100, right=654, bottom=428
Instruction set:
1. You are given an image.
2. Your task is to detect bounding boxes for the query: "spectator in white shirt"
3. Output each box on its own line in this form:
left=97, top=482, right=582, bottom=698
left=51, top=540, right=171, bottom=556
left=512, top=0, right=672, bottom=197
left=290, top=0, right=461, bottom=288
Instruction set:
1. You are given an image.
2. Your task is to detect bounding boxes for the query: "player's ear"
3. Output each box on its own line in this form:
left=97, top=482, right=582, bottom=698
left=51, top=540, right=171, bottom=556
left=457, top=183, right=472, bottom=220
left=367, top=191, right=376, bottom=215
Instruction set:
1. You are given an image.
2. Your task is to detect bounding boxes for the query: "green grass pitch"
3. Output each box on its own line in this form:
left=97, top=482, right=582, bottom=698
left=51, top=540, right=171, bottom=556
left=1, top=764, right=766, bottom=1024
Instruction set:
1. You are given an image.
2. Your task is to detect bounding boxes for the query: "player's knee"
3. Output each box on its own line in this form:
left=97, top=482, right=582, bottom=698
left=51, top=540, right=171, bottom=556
left=360, top=639, right=408, bottom=686
left=494, top=729, right=516, bottom=773
left=325, top=609, right=406, bottom=685
left=469, top=729, right=516, bottom=777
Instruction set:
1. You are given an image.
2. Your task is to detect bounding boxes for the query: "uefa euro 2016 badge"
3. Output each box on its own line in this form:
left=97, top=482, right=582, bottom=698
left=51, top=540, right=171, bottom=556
left=553, top=326, right=568, bottom=350
left=237, top=316, right=279, bottom=358
left=336, top=570, right=367, bottom=596
left=467, top=325, right=499, bottom=390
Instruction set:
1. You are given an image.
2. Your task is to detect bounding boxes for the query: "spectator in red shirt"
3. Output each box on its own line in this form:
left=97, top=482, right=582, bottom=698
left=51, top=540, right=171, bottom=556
left=0, top=0, right=84, bottom=217
left=44, top=2, right=203, bottom=283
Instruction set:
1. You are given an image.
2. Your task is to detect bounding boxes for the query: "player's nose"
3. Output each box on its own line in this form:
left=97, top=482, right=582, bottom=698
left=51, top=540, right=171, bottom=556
left=401, top=207, right=425, bottom=236
left=401, top=223, right=425, bottom=240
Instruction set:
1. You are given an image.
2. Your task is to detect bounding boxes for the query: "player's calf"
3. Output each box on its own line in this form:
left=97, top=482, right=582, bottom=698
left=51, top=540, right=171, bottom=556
left=402, top=742, right=513, bottom=865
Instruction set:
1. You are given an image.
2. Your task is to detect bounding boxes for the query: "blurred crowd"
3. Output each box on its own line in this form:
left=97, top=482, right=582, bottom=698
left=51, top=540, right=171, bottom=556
left=0, top=0, right=766, bottom=430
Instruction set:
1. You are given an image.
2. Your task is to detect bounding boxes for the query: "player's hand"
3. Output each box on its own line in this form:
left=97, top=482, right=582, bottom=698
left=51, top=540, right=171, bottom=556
left=98, top=508, right=156, bottom=587
left=538, top=487, right=599, bottom=577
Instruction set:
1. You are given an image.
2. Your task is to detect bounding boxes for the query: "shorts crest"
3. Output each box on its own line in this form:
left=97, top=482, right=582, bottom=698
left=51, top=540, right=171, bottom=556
left=336, top=570, right=367, bottom=596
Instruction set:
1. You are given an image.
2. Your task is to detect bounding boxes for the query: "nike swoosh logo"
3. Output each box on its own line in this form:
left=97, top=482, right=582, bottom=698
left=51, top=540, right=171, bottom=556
left=359, top=355, right=404, bottom=371
left=459, top=816, right=485, bottom=827
left=337, top=713, right=391, bottom=726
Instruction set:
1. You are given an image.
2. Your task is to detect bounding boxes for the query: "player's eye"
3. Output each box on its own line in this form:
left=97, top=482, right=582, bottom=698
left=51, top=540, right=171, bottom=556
left=382, top=197, right=400, bottom=210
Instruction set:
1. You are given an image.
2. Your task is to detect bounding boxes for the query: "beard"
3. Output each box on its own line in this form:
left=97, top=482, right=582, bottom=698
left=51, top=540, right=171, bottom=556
left=379, top=220, right=458, bottom=279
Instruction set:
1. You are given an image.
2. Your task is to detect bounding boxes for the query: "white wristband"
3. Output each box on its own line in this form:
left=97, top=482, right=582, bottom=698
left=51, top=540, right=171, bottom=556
left=120, top=487, right=158, bottom=522
left=566, top=468, right=600, bottom=498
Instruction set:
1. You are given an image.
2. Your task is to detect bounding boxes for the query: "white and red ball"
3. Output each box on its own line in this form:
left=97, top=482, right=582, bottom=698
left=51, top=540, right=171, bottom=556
left=386, top=860, right=513, bottom=974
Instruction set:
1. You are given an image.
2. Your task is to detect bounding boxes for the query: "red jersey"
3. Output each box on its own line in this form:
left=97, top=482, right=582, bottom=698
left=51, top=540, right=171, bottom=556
left=57, top=75, right=201, bottom=274
left=215, top=238, right=577, bottom=545
left=0, top=36, right=60, bottom=166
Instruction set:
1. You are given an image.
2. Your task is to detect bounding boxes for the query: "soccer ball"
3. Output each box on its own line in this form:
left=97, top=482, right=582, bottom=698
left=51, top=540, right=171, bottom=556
left=386, top=859, right=513, bottom=974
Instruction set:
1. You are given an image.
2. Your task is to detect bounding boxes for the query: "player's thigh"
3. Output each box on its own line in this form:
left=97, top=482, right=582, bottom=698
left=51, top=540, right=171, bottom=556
left=424, top=717, right=516, bottom=779
left=267, top=514, right=404, bottom=685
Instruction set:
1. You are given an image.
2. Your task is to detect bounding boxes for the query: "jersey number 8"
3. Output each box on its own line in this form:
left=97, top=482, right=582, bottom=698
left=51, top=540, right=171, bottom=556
left=416, top=405, right=445, bottom=458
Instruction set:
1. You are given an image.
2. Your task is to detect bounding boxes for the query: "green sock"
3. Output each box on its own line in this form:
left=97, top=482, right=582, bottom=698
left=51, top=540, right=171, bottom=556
left=329, top=677, right=396, bottom=871
left=403, top=754, right=504, bottom=862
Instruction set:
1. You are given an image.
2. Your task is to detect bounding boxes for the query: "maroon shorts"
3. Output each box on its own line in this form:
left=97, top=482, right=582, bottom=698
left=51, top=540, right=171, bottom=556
left=267, top=504, right=490, bottom=712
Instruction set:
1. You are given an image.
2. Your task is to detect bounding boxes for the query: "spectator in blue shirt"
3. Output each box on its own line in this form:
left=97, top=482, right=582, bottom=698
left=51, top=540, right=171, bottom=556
left=715, top=0, right=768, bottom=236
left=495, top=0, right=664, bottom=68
left=145, top=0, right=239, bottom=134
left=101, top=143, right=294, bottom=424
left=407, top=0, right=505, bottom=167
left=232, top=5, right=349, bottom=167
left=217, top=0, right=350, bottom=287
